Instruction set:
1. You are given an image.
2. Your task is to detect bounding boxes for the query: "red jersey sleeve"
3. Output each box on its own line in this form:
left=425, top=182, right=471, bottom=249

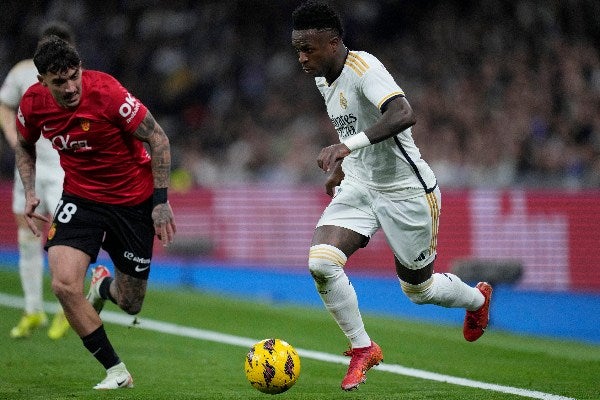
left=16, top=91, right=42, bottom=144
left=94, top=72, right=148, bottom=134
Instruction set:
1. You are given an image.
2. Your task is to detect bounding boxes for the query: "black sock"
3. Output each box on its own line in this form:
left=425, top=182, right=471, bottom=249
left=82, top=325, right=120, bottom=369
left=99, top=277, right=117, bottom=304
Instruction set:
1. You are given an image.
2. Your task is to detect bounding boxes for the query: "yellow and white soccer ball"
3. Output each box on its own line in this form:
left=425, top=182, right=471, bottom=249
left=244, top=338, right=301, bottom=394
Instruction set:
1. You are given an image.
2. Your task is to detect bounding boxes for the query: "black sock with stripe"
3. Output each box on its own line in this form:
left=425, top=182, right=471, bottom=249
left=82, top=325, right=120, bottom=369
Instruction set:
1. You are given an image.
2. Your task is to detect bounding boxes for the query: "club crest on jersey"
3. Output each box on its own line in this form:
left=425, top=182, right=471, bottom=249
left=47, top=223, right=57, bottom=240
left=80, top=119, right=90, bottom=131
left=339, top=92, right=348, bottom=109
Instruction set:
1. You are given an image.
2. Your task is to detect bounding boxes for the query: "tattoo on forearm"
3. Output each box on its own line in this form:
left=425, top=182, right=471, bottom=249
left=15, top=141, right=37, bottom=192
left=134, top=111, right=171, bottom=188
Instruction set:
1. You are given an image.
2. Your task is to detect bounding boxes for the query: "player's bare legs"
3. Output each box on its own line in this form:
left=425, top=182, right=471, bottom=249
left=310, top=225, right=364, bottom=260
left=48, top=245, right=133, bottom=389
left=84, top=268, right=146, bottom=390
left=87, top=267, right=147, bottom=315
left=47, top=245, right=99, bottom=335
left=112, top=270, right=147, bottom=315
left=309, top=225, right=383, bottom=390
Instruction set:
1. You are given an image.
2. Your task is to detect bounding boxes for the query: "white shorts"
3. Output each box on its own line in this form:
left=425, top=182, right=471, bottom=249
left=12, top=168, right=63, bottom=216
left=316, top=179, right=441, bottom=269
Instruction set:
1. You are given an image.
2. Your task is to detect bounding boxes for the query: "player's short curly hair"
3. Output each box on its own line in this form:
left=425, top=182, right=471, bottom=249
left=33, top=35, right=80, bottom=75
left=39, top=21, right=75, bottom=45
left=292, top=1, right=344, bottom=37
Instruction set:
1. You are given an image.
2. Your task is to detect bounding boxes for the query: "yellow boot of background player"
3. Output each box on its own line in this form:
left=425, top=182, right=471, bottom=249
left=48, top=311, right=70, bottom=340
left=10, top=311, right=48, bottom=338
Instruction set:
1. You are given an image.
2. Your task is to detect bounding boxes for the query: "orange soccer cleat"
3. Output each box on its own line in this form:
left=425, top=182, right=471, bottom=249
left=341, top=341, right=383, bottom=390
left=463, top=282, right=493, bottom=342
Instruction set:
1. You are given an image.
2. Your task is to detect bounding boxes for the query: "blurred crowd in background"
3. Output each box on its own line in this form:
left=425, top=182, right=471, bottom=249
left=1, top=0, right=599, bottom=189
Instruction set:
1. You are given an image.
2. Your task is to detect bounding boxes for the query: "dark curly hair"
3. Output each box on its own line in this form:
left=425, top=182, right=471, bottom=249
left=39, top=20, right=75, bottom=45
left=292, top=1, right=344, bottom=37
left=33, top=35, right=80, bottom=75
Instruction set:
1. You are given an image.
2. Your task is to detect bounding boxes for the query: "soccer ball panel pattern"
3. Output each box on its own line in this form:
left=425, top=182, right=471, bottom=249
left=244, top=338, right=301, bottom=394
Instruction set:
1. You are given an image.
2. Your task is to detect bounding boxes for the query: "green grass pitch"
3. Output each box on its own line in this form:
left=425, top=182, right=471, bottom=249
left=0, top=268, right=598, bottom=400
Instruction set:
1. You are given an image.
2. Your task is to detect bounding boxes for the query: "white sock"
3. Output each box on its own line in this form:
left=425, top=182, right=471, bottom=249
left=18, top=227, right=44, bottom=314
left=309, top=245, right=371, bottom=348
left=401, top=272, right=484, bottom=310
left=321, top=272, right=372, bottom=348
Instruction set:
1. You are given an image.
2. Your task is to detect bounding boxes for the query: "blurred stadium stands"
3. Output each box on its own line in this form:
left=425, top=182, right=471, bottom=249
left=0, top=0, right=599, bottom=189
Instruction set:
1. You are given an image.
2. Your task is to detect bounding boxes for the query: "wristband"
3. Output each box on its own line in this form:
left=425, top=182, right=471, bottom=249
left=344, top=131, right=371, bottom=151
left=153, top=187, right=168, bottom=207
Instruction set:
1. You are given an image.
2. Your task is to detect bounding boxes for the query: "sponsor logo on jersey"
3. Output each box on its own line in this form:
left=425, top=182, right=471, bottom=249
left=52, top=134, right=92, bottom=152
left=119, top=92, right=141, bottom=124
left=330, top=113, right=357, bottom=139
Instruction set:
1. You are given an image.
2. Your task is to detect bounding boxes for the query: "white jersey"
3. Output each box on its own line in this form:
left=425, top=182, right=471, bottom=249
left=0, top=59, right=63, bottom=183
left=316, top=51, right=436, bottom=197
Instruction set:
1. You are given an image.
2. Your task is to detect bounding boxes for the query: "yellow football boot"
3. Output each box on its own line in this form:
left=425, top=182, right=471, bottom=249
left=10, top=311, right=48, bottom=338
left=48, top=311, right=70, bottom=339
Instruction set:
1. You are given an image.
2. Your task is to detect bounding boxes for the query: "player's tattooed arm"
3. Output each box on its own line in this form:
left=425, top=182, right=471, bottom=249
left=133, top=110, right=171, bottom=189
left=134, top=110, right=177, bottom=246
left=15, top=135, right=37, bottom=194
left=15, top=134, right=49, bottom=235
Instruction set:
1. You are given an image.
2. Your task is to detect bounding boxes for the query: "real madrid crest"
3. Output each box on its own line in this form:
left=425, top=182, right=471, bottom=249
left=339, top=92, right=347, bottom=109
left=80, top=118, right=90, bottom=131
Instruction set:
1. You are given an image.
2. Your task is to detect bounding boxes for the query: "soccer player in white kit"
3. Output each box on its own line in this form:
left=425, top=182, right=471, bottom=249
left=0, top=22, right=72, bottom=339
left=291, top=1, right=493, bottom=391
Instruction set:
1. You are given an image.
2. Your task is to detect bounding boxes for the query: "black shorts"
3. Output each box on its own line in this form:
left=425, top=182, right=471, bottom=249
left=45, top=193, right=155, bottom=279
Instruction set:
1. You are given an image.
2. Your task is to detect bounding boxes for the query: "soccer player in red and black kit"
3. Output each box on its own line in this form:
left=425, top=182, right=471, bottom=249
left=15, top=35, right=176, bottom=389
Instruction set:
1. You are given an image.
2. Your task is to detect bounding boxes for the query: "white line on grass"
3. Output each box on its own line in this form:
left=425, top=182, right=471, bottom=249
left=0, top=293, right=575, bottom=400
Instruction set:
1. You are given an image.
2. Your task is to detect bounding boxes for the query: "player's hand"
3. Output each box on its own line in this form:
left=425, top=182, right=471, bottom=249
left=325, top=160, right=344, bottom=197
left=152, top=202, right=177, bottom=247
left=317, top=143, right=350, bottom=172
left=24, top=194, right=48, bottom=237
